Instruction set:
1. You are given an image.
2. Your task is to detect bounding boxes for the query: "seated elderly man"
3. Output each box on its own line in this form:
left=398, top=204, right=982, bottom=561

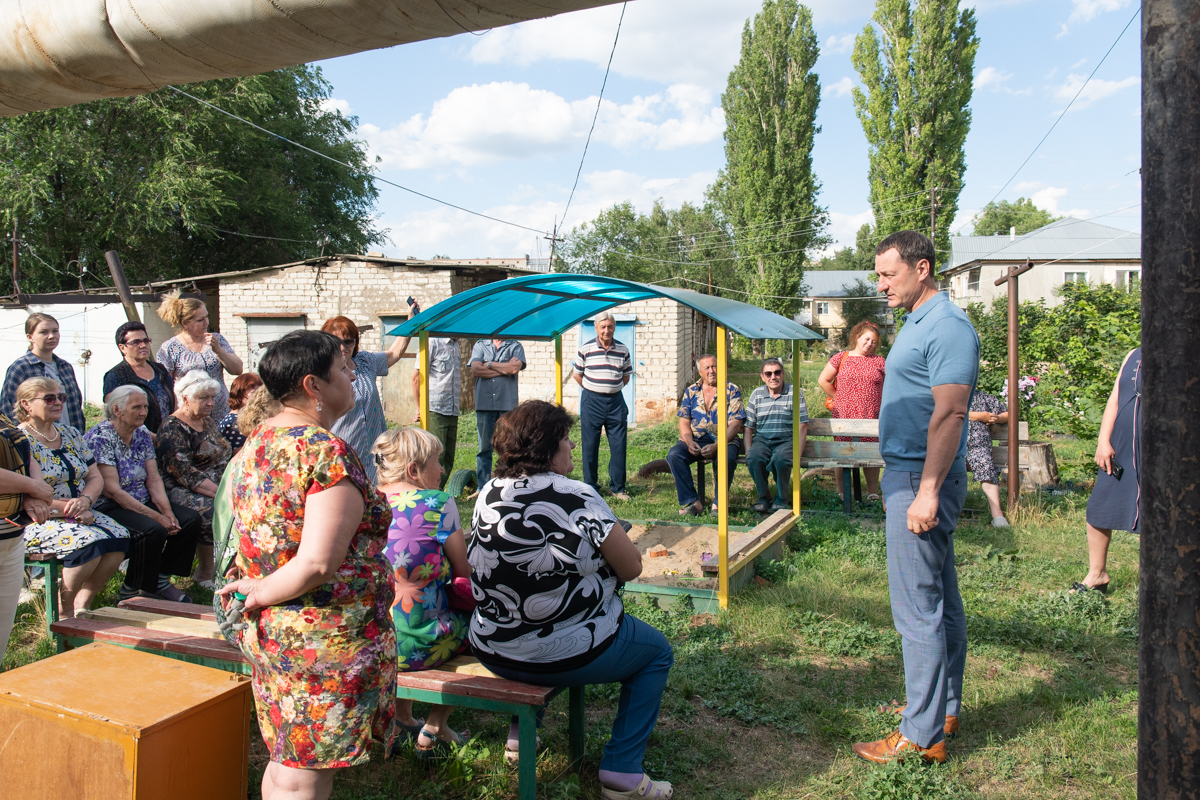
left=745, top=357, right=808, bottom=513
left=667, top=354, right=745, bottom=515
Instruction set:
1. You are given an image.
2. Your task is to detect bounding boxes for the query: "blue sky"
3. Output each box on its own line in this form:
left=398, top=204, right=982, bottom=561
left=312, top=0, right=1141, bottom=260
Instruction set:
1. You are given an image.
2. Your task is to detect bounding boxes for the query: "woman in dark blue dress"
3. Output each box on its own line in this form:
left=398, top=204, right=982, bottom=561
left=1075, top=347, right=1141, bottom=593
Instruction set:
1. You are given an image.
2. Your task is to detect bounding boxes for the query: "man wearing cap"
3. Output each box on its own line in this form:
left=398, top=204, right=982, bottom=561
left=573, top=312, right=634, bottom=501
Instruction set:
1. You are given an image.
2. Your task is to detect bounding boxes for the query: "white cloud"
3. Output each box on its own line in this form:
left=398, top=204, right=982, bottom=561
left=1015, top=182, right=1090, bottom=218
left=1052, top=73, right=1139, bottom=111
left=826, top=210, right=874, bottom=249
left=360, top=82, right=724, bottom=170
left=824, top=77, right=856, bottom=98
left=319, top=97, right=352, bottom=115
left=1068, top=0, right=1130, bottom=24
left=1070, top=58, right=1089, bottom=70
left=824, top=33, right=856, bottom=55
left=974, top=67, right=1013, bottom=90
left=467, top=0, right=874, bottom=91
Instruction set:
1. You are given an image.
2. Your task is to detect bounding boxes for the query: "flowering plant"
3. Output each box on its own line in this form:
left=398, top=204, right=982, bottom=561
left=1001, top=375, right=1039, bottom=406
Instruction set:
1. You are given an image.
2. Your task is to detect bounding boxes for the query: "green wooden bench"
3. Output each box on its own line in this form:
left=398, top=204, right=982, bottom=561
left=23, top=552, right=62, bottom=649
left=50, top=597, right=583, bottom=800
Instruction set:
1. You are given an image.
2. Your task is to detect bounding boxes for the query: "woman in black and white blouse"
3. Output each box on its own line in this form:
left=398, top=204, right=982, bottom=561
left=469, top=400, right=675, bottom=800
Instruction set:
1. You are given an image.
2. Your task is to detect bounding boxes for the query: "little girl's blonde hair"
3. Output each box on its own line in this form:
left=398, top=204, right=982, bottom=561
left=372, top=427, right=442, bottom=485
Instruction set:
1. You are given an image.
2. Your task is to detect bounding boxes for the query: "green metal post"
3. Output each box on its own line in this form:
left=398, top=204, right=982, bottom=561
left=569, top=685, right=585, bottom=771
left=517, top=704, right=538, bottom=800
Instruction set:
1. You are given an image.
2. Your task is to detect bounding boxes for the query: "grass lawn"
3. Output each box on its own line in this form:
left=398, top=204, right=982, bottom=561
left=4, top=385, right=1139, bottom=799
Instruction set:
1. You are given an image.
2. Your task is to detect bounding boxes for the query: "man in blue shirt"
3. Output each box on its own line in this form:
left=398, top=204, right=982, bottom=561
left=470, top=338, right=526, bottom=485
left=853, top=231, right=979, bottom=766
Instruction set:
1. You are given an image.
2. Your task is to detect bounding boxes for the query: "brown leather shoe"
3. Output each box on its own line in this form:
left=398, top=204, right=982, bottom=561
left=852, top=729, right=947, bottom=764
left=891, top=703, right=959, bottom=737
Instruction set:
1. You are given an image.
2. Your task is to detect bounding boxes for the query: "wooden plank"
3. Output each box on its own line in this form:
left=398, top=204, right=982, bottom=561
left=988, top=421, right=1030, bottom=442
left=701, top=510, right=793, bottom=573
left=727, top=515, right=798, bottom=577
left=802, top=440, right=885, bottom=461
left=118, top=596, right=217, bottom=622
left=429, top=655, right=501, bottom=679
left=51, top=619, right=181, bottom=650
left=990, top=444, right=1031, bottom=470
left=80, top=607, right=225, bottom=640
left=805, top=418, right=880, bottom=438
left=396, top=670, right=555, bottom=706
left=161, top=636, right=248, bottom=666
left=23, top=553, right=59, bottom=563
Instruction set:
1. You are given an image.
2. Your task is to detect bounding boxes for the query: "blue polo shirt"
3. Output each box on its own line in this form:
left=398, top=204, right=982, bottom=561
left=879, top=292, right=980, bottom=474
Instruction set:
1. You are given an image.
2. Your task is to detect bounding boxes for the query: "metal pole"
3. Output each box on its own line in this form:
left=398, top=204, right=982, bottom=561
left=1007, top=264, right=1020, bottom=513
left=104, top=250, right=141, bottom=323
left=1140, top=2, right=1200, bottom=796
left=10, top=218, right=18, bottom=297
left=418, top=332, right=429, bottom=431
left=716, top=325, right=729, bottom=609
left=792, top=339, right=801, bottom=516
left=554, top=335, right=563, bottom=407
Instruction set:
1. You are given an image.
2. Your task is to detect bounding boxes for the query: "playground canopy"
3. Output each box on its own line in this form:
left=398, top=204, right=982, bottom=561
left=390, top=273, right=823, bottom=609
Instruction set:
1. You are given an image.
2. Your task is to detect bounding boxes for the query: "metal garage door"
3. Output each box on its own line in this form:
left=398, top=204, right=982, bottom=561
left=244, top=316, right=306, bottom=372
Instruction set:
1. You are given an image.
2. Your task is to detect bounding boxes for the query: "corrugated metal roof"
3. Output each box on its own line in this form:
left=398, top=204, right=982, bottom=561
left=801, top=270, right=877, bottom=297
left=390, top=274, right=824, bottom=341
left=148, top=255, right=540, bottom=288
left=942, top=218, right=1140, bottom=274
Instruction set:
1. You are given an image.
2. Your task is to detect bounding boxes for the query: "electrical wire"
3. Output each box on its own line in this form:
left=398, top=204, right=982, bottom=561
left=167, top=86, right=548, bottom=236
left=954, top=7, right=1141, bottom=234
left=647, top=275, right=886, bottom=301
left=430, top=0, right=491, bottom=36
left=560, top=2, right=627, bottom=232
left=190, top=222, right=319, bottom=244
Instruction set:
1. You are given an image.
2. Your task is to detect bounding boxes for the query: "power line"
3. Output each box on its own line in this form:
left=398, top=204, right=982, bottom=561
left=167, top=86, right=548, bottom=236
left=190, top=222, right=318, bottom=244
left=429, top=0, right=491, bottom=36
left=955, top=7, right=1141, bottom=234
left=560, top=2, right=627, bottom=231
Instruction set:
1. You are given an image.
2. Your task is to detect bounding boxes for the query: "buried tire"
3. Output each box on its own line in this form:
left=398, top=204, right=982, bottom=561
left=446, top=468, right=477, bottom=497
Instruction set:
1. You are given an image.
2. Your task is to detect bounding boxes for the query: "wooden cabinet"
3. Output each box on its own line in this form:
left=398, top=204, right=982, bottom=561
left=0, top=643, right=252, bottom=799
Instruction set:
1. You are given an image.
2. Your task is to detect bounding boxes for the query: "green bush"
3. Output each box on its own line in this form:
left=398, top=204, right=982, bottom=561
left=967, top=281, right=1140, bottom=437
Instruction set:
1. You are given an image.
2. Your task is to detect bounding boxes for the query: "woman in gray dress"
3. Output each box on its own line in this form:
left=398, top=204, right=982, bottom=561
left=1074, top=347, right=1141, bottom=593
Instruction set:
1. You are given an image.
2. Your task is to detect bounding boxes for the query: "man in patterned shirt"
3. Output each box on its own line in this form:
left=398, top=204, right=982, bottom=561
left=666, top=354, right=744, bottom=515
left=745, top=357, right=807, bottom=513
left=573, top=312, right=633, bottom=501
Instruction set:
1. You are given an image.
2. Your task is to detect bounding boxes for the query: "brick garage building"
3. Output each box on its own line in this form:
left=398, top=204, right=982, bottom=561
left=151, top=256, right=710, bottom=426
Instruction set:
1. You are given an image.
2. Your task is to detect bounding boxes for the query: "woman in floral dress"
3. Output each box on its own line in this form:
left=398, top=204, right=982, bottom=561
left=15, top=377, right=130, bottom=616
left=217, top=330, right=395, bottom=800
left=818, top=321, right=887, bottom=500
left=373, top=426, right=470, bottom=760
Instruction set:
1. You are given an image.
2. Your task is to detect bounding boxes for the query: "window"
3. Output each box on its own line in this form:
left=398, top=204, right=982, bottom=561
left=241, top=315, right=306, bottom=371
left=967, top=268, right=981, bottom=293
left=815, top=301, right=830, bottom=316
left=1063, top=271, right=1088, bottom=285
left=1116, top=270, right=1141, bottom=290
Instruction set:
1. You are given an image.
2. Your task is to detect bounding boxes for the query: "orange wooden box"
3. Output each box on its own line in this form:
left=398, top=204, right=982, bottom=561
left=0, top=642, right=253, bottom=799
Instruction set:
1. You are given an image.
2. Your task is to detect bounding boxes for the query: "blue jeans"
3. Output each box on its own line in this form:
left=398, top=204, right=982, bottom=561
left=485, top=614, right=674, bottom=773
left=476, top=409, right=507, bottom=484
left=667, top=433, right=739, bottom=507
left=746, top=435, right=792, bottom=504
left=883, top=470, right=968, bottom=748
left=580, top=389, right=628, bottom=494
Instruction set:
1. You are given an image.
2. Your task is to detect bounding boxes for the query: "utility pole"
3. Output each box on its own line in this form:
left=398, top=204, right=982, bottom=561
left=10, top=218, right=19, bottom=297
left=1140, top=2, right=1200, bottom=797
left=104, top=250, right=141, bottom=323
left=544, top=218, right=563, bottom=273
left=930, top=186, right=937, bottom=245
left=994, top=257, right=1033, bottom=513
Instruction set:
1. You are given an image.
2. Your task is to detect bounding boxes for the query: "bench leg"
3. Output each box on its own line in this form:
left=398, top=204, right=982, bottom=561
left=43, top=560, right=61, bottom=652
left=517, top=705, right=538, bottom=800
left=568, top=685, right=585, bottom=772
left=842, top=470, right=853, bottom=514
left=852, top=468, right=862, bottom=503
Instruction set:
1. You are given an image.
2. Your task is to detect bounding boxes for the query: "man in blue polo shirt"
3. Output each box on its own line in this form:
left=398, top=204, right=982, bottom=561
left=853, top=230, right=979, bottom=766
left=573, top=312, right=634, bottom=501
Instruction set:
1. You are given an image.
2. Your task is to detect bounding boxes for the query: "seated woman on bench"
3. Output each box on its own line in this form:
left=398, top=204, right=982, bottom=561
left=372, top=426, right=471, bottom=760
left=469, top=400, right=675, bottom=800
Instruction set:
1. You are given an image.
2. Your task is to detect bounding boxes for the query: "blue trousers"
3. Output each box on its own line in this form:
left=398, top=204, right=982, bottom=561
left=486, top=614, right=673, bottom=773
left=580, top=389, right=628, bottom=494
left=883, top=470, right=968, bottom=748
left=475, top=409, right=507, bottom=485
left=667, top=434, right=738, bottom=507
left=746, top=435, right=792, bottom=504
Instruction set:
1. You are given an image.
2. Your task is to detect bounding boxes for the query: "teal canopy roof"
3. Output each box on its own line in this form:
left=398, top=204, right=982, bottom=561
left=389, top=274, right=823, bottom=341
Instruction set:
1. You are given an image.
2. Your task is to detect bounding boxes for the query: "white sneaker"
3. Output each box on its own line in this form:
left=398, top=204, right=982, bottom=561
left=992, top=516, right=1010, bottom=528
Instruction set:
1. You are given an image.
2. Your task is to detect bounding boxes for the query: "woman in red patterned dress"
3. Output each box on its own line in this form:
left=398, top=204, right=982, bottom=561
left=818, top=321, right=886, bottom=500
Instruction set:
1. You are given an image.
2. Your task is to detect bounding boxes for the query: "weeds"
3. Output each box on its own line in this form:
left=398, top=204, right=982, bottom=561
left=856, top=756, right=970, bottom=800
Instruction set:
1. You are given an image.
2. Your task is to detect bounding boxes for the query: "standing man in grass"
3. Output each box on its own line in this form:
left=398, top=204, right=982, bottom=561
left=745, top=357, right=806, bottom=513
left=470, top=337, right=526, bottom=485
left=573, top=312, right=633, bottom=501
left=853, top=230, right=978, bottom=765
left=412, top=328, right=461, bottom=490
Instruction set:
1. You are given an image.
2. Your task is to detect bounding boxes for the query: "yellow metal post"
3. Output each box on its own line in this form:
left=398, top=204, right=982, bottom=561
left=419, top=332, right=429, bottom=431
left=716, top=326, right=729, bottom=609
left=555, top=335, right=564, bottom=407
left=793, top=339, right=802, bottom=516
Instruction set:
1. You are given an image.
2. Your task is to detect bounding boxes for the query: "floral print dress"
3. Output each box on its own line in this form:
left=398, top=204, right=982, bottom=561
left=156, top=334, right=236, bottom=422
left=383, top=489, right=469, bottom=672
left=232, top=424, right=396, bottom=769
left=22, top=423, right=130, bottom=567
left=155, top=415, right=231, bottom=545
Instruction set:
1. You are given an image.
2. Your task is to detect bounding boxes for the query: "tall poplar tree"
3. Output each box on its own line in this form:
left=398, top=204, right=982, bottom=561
left=714, top=0, right=825, bottom=319
left=852, top=0, right=978, bottom=259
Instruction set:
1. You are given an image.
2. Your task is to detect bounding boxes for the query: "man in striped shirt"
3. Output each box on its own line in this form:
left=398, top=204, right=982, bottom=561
left=745, top=357, right=807, bottom=513
left=573, top=312, right=633, bottom=501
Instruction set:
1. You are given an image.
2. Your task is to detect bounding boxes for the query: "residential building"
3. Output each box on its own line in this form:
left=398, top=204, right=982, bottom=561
left=795, top=270, right=890, bottom=340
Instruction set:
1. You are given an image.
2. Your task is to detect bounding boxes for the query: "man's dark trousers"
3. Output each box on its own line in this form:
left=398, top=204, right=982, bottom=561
left=580, top=388, right=628, bottom=494
left=746, top=435, right=792, bottom=505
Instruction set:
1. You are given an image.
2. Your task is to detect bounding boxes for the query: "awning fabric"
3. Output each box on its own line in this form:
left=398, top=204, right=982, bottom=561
left=389, top=274, right=823, bottom=341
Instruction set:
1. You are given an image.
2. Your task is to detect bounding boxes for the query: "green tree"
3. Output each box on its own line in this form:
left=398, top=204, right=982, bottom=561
left=852, top=0, right=979, bottom=259
left=837, top=278, right=889, bottom=347
left=0, top=66, right=382, bottom=291
left=813, top=224, right=881, bottom=271
left=713, top=0, right=826, bottom=319
left=971, top=197, right=1060, bottom=236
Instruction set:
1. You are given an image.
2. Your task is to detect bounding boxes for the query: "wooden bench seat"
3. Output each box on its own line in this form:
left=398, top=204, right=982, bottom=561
left=50, top=598, right=582, bottom=800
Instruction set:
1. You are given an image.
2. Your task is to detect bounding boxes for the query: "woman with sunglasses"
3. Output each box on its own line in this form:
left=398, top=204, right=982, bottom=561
left=14, top=377, right=130, bottom=617
left=320, top=313, right=415, bottom=483
left=102, top=321, right=176, bottom=434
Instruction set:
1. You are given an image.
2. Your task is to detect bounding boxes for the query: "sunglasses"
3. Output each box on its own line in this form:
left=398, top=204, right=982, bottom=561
left=338, top=338, right=357, bottom=348
left=121, top=336, right=152, bottom=347
left=763, top=370, right=783, bottom=377
left=39, top=393, right=67, bottom=404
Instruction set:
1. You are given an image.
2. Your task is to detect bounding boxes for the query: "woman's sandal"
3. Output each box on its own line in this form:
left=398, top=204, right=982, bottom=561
left=600, top=774, right=674, bottom=800
left=503, top=734, right=543, bottom=766
left=1071, top=581, right=1109, bottom=594
left=415, top=726, right=469, bottom=762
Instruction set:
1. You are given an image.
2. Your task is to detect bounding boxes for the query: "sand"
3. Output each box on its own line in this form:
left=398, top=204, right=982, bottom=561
left=625, top=522, right=719, bottom=590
